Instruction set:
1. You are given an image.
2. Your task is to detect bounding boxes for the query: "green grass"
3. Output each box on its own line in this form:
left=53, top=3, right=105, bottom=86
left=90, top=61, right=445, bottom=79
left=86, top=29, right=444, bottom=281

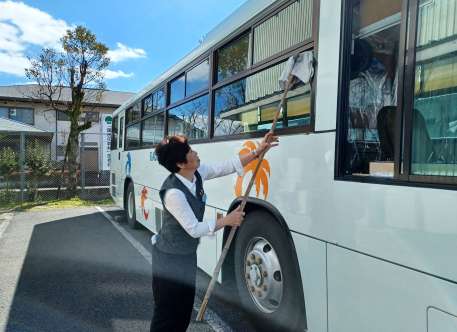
left=0, top=197, right=114, bottom=212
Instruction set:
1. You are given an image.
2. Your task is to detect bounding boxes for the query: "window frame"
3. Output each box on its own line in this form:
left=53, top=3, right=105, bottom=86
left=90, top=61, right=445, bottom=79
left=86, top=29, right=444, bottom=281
left=80, top=111, right=99, bottom=123
left=167, top=93, right=210, bottom=141
left=7, top=107, right=35, bottom=125
left=153, top=87, right=166, bottom=112
left=216, top=31, right=251, bottom=84
left=141, top=110, right=166, bottom=148
left=125, top=121, right=141, bottom=150
left=142, top=93, right=153, bottom=117
left=111, top=115, right=119, bottom=150
left=169, top=74, right=186, bottom=105
left=57, top=110, right=70, bottom=121
left=119, top=115, right=124, bottom=149
left=185, top=59, right=211, bottom=98
left=123, top=0, right=319, bottom=150
left=139, top=86, right=167, bottom=148
left=125, top=107, right=134, bottom=125
left=336, top=0, right=457, bottom=188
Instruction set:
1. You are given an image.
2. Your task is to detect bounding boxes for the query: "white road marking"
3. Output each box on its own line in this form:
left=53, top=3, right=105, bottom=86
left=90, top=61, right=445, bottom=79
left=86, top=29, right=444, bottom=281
left=96, top=206, right=232, bottom=332
left=0, top=213, right=13, bottom=239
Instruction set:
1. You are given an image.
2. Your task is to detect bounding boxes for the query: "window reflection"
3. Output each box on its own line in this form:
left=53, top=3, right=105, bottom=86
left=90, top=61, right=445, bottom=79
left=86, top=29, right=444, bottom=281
left=143, top=94, right=153, bottom=116
left=119, top=117, right=124, bottom=149
left=411, top=0, right=457, bottom=177
left=126, top=122, right=140, bottom=149
left=126, top=103, right=141, bottom=124
left=214, top=62, right=310, bottom=136
left=217, top=33, right=250, bottom=82
left=168, top=94, right=209, bottom=140
left=142, top=113, right=164, bottom=146
left=170, top=75, right=185, bottom=104
left=186, top=60, right=209, bottom=96
left=154, top=88, right=165, bottom=111
left=111, top=116, right=118, bottom=150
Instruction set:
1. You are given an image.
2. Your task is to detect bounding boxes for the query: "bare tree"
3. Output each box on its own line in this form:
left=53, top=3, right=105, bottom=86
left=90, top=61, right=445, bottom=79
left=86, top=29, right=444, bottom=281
left=25, top=26, right=109, bottom=196
left=214, top=82, right=245, bottom=136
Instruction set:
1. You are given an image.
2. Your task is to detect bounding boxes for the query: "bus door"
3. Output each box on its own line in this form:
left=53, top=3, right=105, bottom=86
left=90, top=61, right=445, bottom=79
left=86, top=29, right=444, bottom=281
left=117, top=115, right=125, bottom=199
left=110, top=115, right=124, bottom=201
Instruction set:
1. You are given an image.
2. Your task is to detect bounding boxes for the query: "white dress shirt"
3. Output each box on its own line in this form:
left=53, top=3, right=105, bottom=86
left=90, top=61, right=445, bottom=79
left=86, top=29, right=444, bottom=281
left=151, top=157, right=244, bottom=245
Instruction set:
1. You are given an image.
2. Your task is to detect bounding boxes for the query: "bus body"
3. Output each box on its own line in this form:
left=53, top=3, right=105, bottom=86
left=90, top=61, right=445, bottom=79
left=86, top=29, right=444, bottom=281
left=110, top=0, right=457, bottom=331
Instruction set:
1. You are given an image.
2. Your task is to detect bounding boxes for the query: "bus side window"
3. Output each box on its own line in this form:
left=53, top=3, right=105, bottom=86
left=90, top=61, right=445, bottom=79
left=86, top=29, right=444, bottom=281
left=342, top=0, right=402, bottom=178
left=111, top=115, right=118, bottom=150
left=213, top=0, right=314, bottom=137
left=119, top=116, right=124, bottom=149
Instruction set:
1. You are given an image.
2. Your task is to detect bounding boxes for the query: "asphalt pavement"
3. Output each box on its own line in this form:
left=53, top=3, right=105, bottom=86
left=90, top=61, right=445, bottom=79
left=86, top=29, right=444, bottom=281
left=0, top=206, right=257, bottom=332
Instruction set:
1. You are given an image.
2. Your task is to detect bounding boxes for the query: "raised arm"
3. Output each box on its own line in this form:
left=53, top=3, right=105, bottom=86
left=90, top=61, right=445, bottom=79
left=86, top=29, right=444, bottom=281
left=199, top=132, right=279, bottom=181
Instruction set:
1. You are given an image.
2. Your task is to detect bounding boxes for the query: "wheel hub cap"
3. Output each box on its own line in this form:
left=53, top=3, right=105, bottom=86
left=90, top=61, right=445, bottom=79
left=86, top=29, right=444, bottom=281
left=249, top=264, right=262, bottom=287
left=244, top=237, right=283, bottom=313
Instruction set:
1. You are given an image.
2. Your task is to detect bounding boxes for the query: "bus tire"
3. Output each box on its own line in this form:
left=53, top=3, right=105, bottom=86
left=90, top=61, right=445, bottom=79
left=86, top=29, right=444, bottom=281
left=234, top=210, right=306, bottom=331
left=125, top=181, right=140, bottom=229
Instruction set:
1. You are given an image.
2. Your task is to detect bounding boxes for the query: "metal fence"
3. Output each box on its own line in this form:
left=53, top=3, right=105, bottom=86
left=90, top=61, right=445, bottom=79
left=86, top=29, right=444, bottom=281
left=0, top=131, right=111, bottom=207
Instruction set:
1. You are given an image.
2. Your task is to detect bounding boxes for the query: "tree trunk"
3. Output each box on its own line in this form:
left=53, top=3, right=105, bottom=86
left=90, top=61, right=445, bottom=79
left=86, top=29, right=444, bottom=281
left=32, top=175, right=38, bottom=202
left=65, top=130, right=80, bottom=197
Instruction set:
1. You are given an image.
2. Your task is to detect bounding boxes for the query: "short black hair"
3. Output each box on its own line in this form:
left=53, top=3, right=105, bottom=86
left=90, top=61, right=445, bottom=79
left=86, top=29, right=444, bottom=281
left=155, top=135, right=190, bottom=173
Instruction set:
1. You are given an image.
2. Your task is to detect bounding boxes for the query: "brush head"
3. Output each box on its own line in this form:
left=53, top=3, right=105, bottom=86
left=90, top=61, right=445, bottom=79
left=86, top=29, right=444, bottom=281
left=279, top=50, right=314, bottom=88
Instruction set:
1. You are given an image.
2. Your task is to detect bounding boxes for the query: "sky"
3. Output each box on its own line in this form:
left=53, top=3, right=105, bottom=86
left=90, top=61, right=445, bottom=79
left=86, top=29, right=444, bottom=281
left=0, top=0, right=246, bottom=93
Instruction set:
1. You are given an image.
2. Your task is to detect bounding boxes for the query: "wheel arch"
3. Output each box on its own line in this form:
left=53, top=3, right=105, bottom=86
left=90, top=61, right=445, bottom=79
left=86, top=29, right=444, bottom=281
left=222, top=197, right=307, bottom=327
left=223, top=197, right=298, bottom=265
left=123, top=176, right=133, bottom=209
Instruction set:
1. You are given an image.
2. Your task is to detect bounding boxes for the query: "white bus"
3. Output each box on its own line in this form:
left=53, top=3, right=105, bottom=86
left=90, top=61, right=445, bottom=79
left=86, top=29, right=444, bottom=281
left=110, top=0, right=457, bottom=330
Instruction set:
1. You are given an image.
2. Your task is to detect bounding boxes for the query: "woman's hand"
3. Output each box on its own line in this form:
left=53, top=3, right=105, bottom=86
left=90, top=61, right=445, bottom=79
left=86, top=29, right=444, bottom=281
left=216, top=206, right=245, bottom=230
left=256, top=132, right=279, bottom=157
left=239, top=132, right=280, bottom=167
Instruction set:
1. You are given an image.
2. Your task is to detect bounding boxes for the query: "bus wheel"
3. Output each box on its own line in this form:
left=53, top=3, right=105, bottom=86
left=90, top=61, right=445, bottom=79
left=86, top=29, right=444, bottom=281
left=125, top=181, right=140, bottom=229
left=234, top=210, right=306, bottom=331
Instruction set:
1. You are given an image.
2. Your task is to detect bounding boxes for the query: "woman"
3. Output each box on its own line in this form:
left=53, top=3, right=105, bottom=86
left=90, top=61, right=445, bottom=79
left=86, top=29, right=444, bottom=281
left=150, top=132, right=278, bottom=332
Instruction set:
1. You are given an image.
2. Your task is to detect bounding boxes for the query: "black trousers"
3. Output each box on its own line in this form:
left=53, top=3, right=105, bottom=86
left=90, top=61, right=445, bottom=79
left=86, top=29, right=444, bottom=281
left=150, top=246, right=197, bottom=332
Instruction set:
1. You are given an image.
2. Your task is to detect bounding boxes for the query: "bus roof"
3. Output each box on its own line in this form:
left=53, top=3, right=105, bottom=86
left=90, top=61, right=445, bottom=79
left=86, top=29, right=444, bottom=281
left=113, top=0, right=277, bottom=117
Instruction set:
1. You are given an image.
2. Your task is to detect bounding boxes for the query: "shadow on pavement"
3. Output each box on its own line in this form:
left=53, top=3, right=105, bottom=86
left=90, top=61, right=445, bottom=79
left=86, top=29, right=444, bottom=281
left=5, top=212, right=153, bottom=332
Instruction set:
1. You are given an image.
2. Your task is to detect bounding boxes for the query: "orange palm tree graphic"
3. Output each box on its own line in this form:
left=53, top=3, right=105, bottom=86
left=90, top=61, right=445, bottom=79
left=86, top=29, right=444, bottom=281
left=140, top=186, right=149, bottom=220
left=235, top=141, right=271, bottom=199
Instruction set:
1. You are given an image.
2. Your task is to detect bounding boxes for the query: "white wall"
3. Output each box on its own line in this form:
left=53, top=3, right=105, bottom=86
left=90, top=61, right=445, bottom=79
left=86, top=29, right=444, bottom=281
left=1, top=100, right=115, bottom=161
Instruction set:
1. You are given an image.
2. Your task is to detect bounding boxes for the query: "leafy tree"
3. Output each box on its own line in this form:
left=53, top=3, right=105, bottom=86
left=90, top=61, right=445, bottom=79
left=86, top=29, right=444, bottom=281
left=25, top=140, right=52, bottom=201
left=25, top=26, right=110, bottom=196
left=0, top=147, right=19, bottom=192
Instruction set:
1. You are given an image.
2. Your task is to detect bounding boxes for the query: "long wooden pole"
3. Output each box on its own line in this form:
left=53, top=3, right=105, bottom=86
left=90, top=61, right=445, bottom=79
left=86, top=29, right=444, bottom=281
left=196, top=71, right=296, bottom=321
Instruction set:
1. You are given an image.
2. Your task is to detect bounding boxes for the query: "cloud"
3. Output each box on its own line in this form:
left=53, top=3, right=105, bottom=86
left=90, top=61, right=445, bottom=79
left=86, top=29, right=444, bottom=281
left=0, top=51, right=30, bottom=76
left=107, top=42, right=146, bottom=63
left=0, top=1, right=140, bottom=80
left=0, top=0, right=69, bottom=77
left=102, top=69, right=134, bottom=80
left=0, top=0, right=70, bottom=50
left=0, top=22, right=24, bottom=53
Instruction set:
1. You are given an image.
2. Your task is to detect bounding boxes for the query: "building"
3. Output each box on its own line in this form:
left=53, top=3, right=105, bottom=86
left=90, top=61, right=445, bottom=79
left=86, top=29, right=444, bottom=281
left=0, top=84, right=134, bottom=173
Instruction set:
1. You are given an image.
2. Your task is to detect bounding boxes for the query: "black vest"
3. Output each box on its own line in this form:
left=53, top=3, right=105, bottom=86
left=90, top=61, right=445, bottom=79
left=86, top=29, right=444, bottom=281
left=156, top=171, right=205, bottom=255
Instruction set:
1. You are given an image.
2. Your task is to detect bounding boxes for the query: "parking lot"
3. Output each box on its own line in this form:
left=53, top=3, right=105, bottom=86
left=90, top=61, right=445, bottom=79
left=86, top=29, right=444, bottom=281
left=0, top=206, right=257, bottom=332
